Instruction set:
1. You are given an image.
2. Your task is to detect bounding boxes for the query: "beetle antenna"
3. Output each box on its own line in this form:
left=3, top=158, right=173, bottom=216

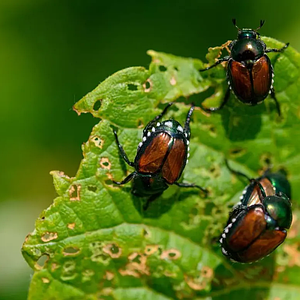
left=232, top=18, right=240, bottom=30
left=225, top=159, right=251, bottom=181
left=256, top=20, right=265, bottom=31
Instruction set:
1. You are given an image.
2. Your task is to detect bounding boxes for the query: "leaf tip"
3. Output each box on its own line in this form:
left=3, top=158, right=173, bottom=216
left=147, top=49, right=157, bottom=57
left=72, top=104, right=81, bottom=116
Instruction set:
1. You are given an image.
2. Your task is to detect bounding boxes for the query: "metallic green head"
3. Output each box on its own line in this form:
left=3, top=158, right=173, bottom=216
left=263, top=195, right=292, bottom=229
left=266, top=172, right=292, bottom=200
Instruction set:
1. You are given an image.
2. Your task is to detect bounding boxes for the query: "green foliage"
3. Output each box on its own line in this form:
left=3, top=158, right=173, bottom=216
left=22, top=37, right=300, bottom=299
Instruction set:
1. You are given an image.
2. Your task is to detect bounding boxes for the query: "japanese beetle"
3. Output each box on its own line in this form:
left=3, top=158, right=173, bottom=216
left=113, top=103, right=207, bottom=209
left=220, top=160, right=292, bottom=263
left=199, top=19, right=289, bottom=116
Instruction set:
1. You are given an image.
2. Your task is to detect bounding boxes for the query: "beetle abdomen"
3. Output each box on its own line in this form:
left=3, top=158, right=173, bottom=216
left=162, top=138, right=187, bottom=184
left=229, top=60, right=252, bottom=101
left=229, top=55, right=272, bottom=104
left=252, top=55, right=272, bottom=100
left=224, top=207, right=266, bottom=252
left=236, top=229, right=286, bottom=263
left=222, top=206, right=286, bottom=263
left=137, top=132, right=171, bottom=173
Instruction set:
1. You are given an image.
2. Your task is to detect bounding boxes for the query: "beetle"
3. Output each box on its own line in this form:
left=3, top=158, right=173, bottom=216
left=112, top=102, right=207, bottom=209
left=219, top=160, right=292, bottom=263
left=199, top=19, right=289, bottom=116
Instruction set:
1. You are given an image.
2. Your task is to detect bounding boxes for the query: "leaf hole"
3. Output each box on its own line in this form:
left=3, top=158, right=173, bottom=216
left=40, top=212, right=45, bottom=220
left=69, top=184, right=81, bottom=201
left=260, top=153, right=272, bottom=167
left=264, top=157, right=271, bottom=165
left=200, top=123, right=217, bottom=137
left=67, top=223, right=76, bottom=229
left=110, top=244, right=120, bottom=254
left=94, top=254, right=110, bottom=262
left=137, top=119, right=144, bottom=128
left=144, top=245, right=159, bottom=256
left=35, top=254, right=49, bottom=270
left=157, top=247, right=163, bottom=255
left=93, top=100, right=102, bottom=111
left=41, top=277, right=50, bottom=284
left=170, top=76, right=176, bottom=86
left=229, top=147, right=246, bottom=157
left=63, top=261, right=76, bottom=270
left=82, top=269, right=95, bottom=281
left=127, top=83, right=138, bottom=91
left=103, top=243, right=122, bottom=258
left=185, top=274, right=207, bottom=291
left=208, top=125, right=216, bottom=135
left=61, top=261, right=77, bottom=281
left=100, top=157, right=111, bottom=170
left=63, top=246, right=80, bottom=256
left=143, top=228, right=150, bottom=237
left=209, top=164, right=221, bottom=178
left=213, top=206, right=223, bottom=215
left=119, top=268, right=140, bottom=278
left=104, top=271, right=114, bottom=281
left=129, top=253, right=142, bottom=263
left=201, top=266, right=213, bottom=278
left=160, top=249, right=181, bottom=260
left=41, top=232, right=58, bottom=242
left=143, top=79, right=152, bottom=92
left=91, top=136, right=103, bottom=148
left=88, top=185, right=97, bottom=192
left=90, top=241, right=112, bottom=263
left=159, top=65, right=167, bottom=72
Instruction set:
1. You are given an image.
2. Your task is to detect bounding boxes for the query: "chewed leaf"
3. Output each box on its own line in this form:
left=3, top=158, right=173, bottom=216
left=23, top=37, right=300, bottom=299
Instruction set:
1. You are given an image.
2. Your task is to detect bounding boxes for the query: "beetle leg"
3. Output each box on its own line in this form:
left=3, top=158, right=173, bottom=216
left=113, top=130, right=134, bottom=167
left=113, top=172, right=136, bottom=185
left=184, top=104, right=195, bottom=134
left=265, top=42, right=289, bottom=53
left=199, top=56, right=230, bottom=72
left=174, top=182, right=208, bottom=195
left=199, top=87, right=230, bottom=112
left=269, top=89, right=281, bottom=116
left=143, top=102, right=173, bottom=135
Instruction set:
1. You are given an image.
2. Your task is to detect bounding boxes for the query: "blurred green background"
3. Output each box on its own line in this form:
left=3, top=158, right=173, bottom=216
left=1, top=0, right=299, bottom=299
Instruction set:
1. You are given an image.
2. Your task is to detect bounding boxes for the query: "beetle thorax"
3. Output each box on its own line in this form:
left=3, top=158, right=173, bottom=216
left=231, top=39, right=264, bottom=65
left=160, top=120, right=185, bottom=137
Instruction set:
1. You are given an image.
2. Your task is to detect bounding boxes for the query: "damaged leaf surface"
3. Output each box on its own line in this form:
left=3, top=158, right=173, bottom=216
left=23, top=37, right=300, bottom=299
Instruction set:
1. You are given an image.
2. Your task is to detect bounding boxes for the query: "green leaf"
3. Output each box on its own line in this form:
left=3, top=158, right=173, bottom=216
left=23, top=37, right=300, bottom=299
